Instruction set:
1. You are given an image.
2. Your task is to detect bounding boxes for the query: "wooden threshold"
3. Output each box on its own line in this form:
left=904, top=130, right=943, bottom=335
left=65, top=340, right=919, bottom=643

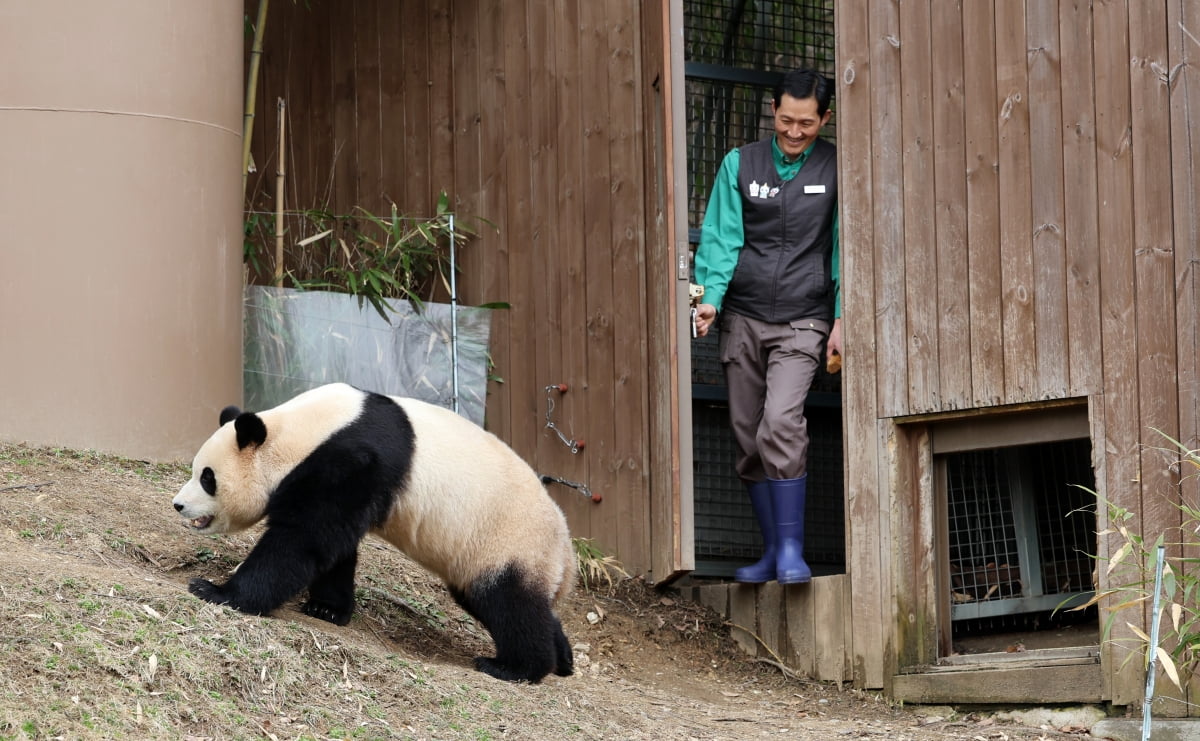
left=892, top=646, right=1103, bottom=705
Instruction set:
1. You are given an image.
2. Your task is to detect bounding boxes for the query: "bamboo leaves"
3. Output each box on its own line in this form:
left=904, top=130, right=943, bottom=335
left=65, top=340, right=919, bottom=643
left=266, top=193, right=488, bottom=323
left=1081, top=435, right=1200, bottom=692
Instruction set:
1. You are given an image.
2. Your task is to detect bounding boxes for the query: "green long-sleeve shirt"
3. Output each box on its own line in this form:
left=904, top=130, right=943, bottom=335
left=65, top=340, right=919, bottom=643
left=695, top=137, right=841, bottom=318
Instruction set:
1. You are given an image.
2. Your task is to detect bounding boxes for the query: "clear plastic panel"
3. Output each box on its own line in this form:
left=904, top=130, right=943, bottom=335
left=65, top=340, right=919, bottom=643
left=243, top=286, right=492, bottom=425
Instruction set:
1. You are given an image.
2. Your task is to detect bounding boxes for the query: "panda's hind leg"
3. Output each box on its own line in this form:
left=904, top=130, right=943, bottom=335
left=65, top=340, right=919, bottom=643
left=552, top=616, right=574, bottom=677
left=301, top=550, right=359, bottom=626
left=452, top=565, right=565, bottom=683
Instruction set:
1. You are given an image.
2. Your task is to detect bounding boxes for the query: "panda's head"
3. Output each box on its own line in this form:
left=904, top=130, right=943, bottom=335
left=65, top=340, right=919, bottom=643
left=172, top=405, right=273, bottom=534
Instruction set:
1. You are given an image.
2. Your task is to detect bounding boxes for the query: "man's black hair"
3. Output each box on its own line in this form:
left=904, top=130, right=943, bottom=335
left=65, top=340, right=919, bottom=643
left=773, top=68, right=832, bottom=117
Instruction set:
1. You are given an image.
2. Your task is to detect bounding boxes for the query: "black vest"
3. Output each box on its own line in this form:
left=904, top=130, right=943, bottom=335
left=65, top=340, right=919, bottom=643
left=722, top=137, right=837, bottom=324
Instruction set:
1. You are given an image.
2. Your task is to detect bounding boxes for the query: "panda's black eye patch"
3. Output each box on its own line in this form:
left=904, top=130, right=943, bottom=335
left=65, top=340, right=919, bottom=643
left=199, top=467, right=217, bottom=496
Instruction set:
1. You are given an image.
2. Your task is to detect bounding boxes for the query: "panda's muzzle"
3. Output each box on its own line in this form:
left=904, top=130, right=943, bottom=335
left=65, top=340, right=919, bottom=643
left=173, top=501, right=214, bottom=530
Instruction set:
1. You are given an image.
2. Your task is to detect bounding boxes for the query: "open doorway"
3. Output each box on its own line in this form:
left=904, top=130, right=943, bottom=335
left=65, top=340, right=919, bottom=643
left=682, top=0, right=843, bottom=578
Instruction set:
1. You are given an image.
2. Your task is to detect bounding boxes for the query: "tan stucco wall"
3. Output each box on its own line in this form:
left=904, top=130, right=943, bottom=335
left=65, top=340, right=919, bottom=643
left=0, top=1, right=244, bottom=461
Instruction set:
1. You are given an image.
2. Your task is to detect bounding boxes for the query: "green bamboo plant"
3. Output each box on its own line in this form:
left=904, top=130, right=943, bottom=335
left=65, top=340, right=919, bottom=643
left=1067, top=433, right=1200, bottom=692
left=244, top=193, right=500, bottom=322
left=290, top=193, right=481, bottom=320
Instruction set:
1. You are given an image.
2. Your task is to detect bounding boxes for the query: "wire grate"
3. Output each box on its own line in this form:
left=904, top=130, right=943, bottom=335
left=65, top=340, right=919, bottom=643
left=692, top=399, right=845, bottom=569
left=684, top=0, right=835, bottom=72
left=1032, top=439, right=1096, bottom=596
left=945, top=439, right=1096, bottom=619
left=947, top=450, right=1022, bottom=604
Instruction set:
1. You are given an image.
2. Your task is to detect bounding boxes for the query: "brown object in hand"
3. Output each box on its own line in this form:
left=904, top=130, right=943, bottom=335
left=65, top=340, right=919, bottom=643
left=826, top=350, right=842, bottom=375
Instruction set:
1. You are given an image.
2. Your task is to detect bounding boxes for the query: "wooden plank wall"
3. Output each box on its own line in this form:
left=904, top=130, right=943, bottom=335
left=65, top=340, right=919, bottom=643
left=244, top=0, right=678, bottom=578
left=833, top=0, right=885, bottom=691
left=682, top=576, right=853, bottom=685
left=1172, top=0, right=1200, bottom=713
left=836, top=0, right=1198, bottom=699
left=644, top=0, right=691, bottom=582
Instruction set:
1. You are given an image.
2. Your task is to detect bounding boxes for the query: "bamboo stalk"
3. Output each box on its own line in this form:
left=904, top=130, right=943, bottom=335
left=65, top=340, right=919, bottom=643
left=242, top=0, right=270, bottom=201
left=274, top=98, right=286, bottom=285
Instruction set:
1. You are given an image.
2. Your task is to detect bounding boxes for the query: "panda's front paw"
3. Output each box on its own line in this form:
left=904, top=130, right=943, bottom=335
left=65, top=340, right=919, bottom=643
left=188, top=577, right=230, bottom=605
left=301, top=598, right=354, bottom=626
left=474, top=656, right=537, bottom=683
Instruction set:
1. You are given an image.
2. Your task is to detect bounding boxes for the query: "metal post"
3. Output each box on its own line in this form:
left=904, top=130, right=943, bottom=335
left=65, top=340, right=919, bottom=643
left=449, top=213, right=459, bottom=414
left=1142, top=544, right=1166, bottom=741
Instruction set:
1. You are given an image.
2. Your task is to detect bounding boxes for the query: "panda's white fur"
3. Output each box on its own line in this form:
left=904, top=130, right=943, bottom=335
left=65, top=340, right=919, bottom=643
left=370, top=397, right=573, bottom=600
left=173, top=382, right=575, bottom=683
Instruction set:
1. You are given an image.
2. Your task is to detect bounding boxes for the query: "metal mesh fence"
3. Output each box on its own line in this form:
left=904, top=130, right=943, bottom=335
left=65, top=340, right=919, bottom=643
left=692, top=399, right=845, bottom=574
left=945, top=439, right=1096, bottom=617
left=1031, top=439, right=1096, bottom=597
left=685, top=0, right=834, bottom=69
left=947, top=450, right=1023, bottom=604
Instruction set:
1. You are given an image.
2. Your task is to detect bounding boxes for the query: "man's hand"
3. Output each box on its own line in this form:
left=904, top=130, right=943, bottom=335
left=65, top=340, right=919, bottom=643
left=694, top=303, right=717, bottom=338
left=826, top=317, right=843, bottom=372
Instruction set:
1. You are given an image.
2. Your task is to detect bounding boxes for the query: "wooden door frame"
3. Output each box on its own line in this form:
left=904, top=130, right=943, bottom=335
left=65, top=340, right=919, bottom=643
left=648, top=0, right=695, bottom=585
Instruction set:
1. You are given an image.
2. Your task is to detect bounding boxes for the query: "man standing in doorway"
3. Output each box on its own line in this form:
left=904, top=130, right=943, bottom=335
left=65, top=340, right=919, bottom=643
left=692, top=68, right=842, bottom=585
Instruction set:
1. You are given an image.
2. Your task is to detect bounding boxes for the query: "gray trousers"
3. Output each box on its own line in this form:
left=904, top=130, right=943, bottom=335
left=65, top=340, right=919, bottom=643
left=719, top=313, right=829, bottom=482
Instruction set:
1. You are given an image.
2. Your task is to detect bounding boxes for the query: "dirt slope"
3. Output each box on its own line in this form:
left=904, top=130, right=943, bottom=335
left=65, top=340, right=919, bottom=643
left=0, top=443, right=1092, bottom=740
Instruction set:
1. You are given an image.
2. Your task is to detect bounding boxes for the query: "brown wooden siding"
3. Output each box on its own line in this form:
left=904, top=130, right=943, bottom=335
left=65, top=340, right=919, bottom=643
left=1173, top=0, right=1200, bottom=708
left=834, top=0, right=886, bottom=689
left=963, top=0, right=1004, bottom=406
left=1171, top=0, right=1200, bottom=626
left=245, top=0, right=680, bottom=579
left=683, top=577, right=853, bottom=685
left=838, top=0, right=1200, bottom=700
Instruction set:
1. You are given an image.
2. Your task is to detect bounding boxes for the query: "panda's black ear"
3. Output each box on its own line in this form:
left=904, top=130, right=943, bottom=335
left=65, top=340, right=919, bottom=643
left=233, top=412, right=268, bottom=450
left=219, top=405, right=242, bottom=427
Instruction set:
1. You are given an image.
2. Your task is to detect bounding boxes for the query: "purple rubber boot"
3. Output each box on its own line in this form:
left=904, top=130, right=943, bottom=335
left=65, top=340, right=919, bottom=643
left=734, top=481, right=776, bottom=583
left=770, top=475, right=812, bottom=585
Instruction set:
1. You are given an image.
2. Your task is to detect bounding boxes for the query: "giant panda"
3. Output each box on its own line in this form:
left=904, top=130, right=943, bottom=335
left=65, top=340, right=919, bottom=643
left=172, top=382, right=575, bottom=683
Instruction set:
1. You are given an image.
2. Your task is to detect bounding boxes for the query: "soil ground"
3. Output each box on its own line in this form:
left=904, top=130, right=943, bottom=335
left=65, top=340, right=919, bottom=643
left=0, top=443, right=1102, bottom=740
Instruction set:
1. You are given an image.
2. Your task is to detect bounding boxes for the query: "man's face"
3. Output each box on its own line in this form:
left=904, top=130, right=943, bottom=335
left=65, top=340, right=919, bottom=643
left=772, top=93, right=830, bottom=160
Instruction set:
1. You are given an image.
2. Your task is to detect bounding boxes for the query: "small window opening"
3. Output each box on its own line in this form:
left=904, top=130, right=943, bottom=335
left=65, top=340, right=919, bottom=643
left=941, top=438, right=1097, bottom=655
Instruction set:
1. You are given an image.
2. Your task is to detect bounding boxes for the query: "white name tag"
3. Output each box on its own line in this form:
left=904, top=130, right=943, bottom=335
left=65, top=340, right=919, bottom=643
left=804, top=184, right=827, bottom=194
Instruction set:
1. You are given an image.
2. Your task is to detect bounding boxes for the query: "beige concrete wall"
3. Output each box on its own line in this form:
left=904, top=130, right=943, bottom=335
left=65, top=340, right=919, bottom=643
left=0, top=1, right=244, bottom=461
